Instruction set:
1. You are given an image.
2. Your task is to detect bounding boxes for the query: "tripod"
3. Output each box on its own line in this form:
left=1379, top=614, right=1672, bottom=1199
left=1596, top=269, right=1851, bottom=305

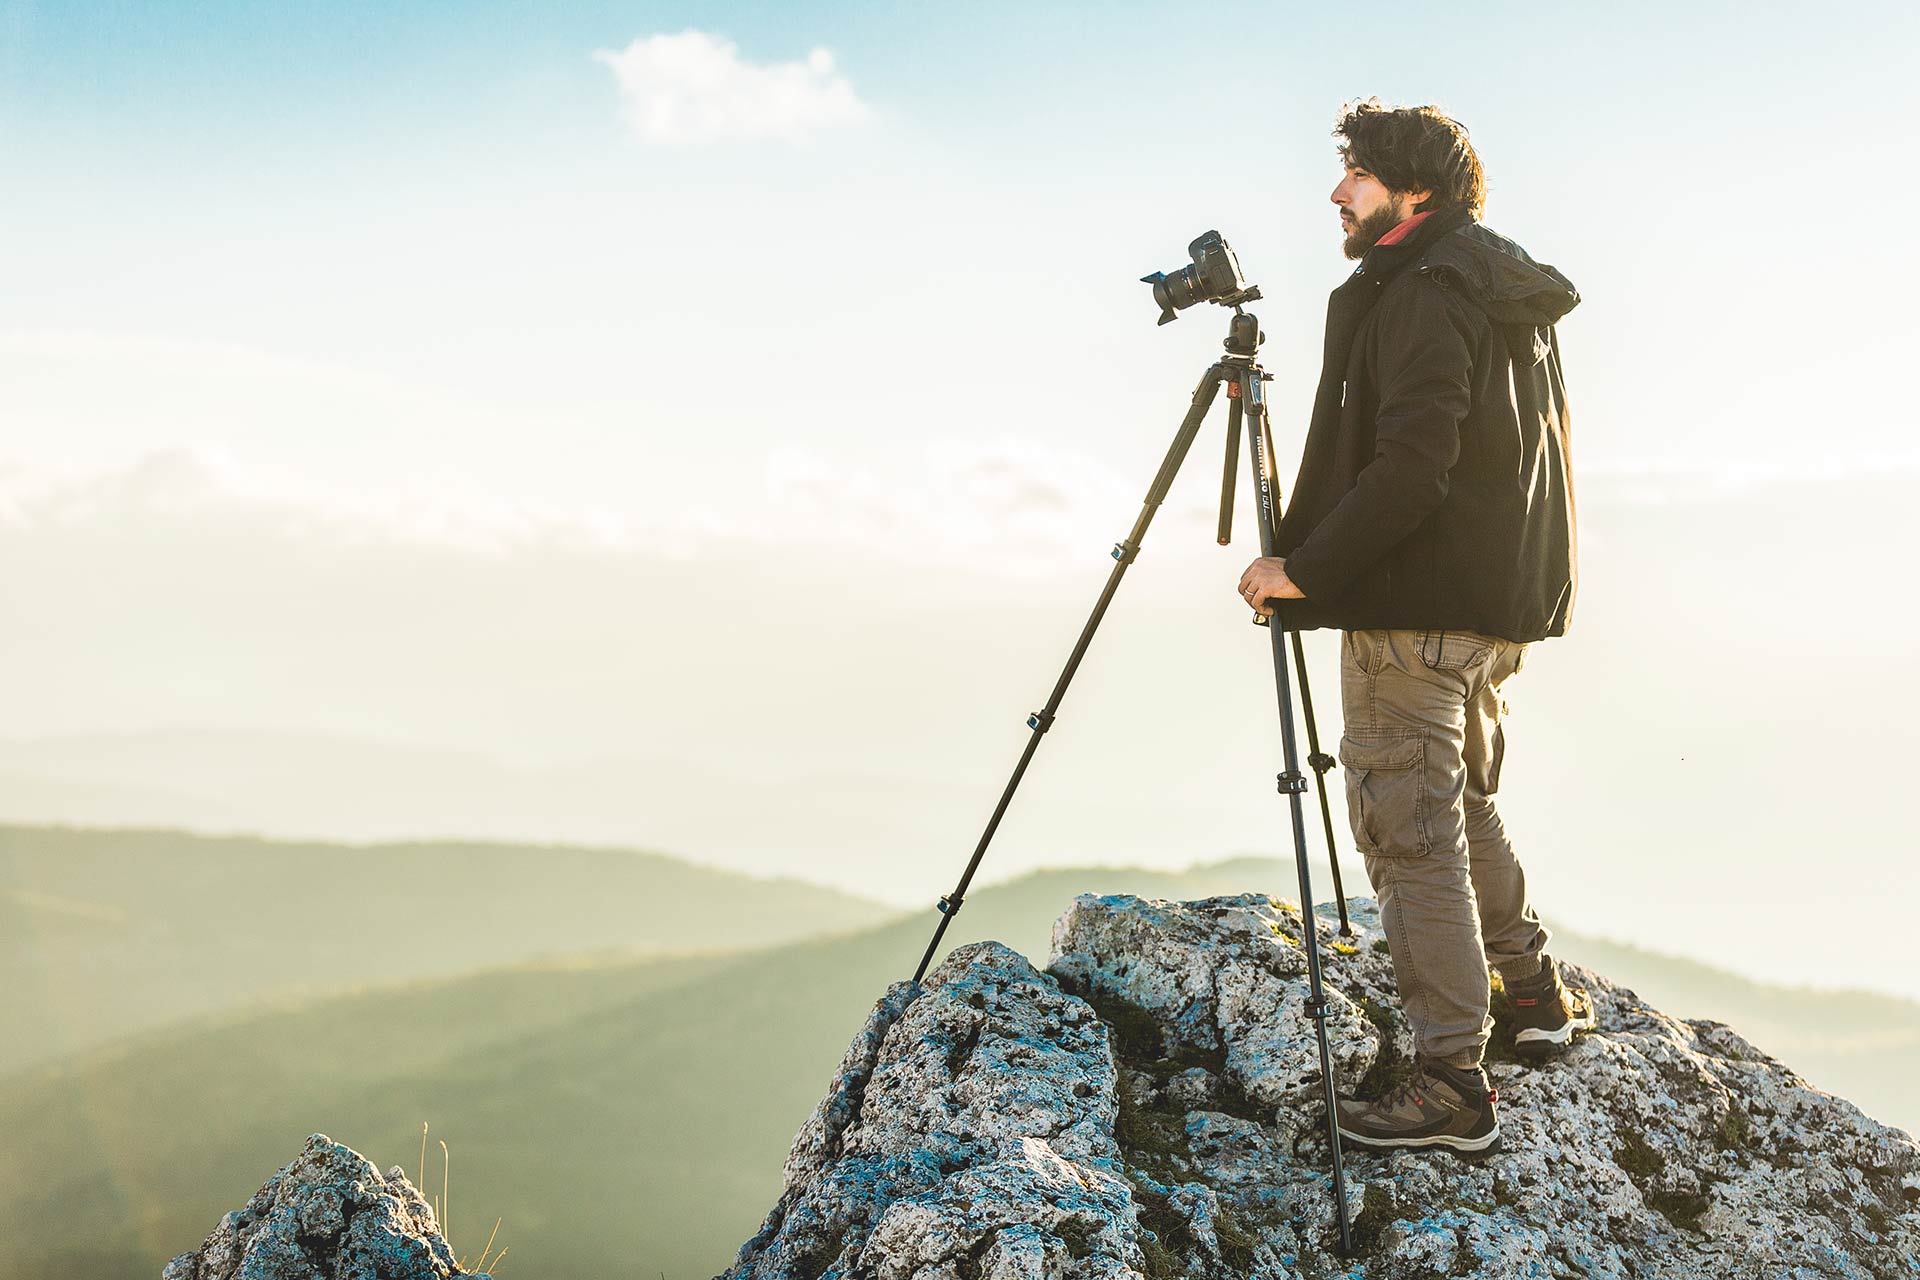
left=906, top=304, right=1356, bottom=1254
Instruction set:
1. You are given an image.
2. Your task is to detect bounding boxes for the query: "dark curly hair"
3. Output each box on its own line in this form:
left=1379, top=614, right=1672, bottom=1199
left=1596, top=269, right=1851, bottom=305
left=1335, top=99, right=1486, bottom=219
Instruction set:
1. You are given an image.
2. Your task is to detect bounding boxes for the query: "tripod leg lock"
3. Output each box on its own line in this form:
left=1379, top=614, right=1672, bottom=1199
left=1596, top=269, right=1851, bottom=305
left=1111, top=540, right=1141, bottom=564
left=1308, top=751, right=1336, bottom=775
left=1304, top=995, right=1329, bottom=1020
left=938, top=894, right=964, bottom=915
left=1276, top=770, right=1308, bottom=795
left=1026, top=710, right=1056, bottom=733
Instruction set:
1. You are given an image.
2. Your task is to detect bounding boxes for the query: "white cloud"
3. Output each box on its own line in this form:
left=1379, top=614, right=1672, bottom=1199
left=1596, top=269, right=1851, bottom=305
left=17, top=441, right=1911, bottom=588
left=0, top=446, right=668, bottom=558
left=0, top=440, right=1145, bottom=576
left=593, top=30, right=870, bottom=146
left=1579, top=451, right=1920, bottom=506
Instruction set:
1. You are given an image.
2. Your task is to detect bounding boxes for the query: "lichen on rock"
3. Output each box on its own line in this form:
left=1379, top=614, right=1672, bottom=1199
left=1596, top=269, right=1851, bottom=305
left=162, top=1133, right=486, bottom=1280
left=719, top=891, right=1920, bottom=1280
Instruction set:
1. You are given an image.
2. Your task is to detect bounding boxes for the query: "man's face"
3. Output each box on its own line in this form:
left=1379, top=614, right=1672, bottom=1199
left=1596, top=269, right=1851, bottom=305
left=1330, top=161, right=1425, bottom=261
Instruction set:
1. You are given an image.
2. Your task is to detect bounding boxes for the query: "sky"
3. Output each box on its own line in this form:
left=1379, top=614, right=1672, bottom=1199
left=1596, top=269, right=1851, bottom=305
left=2, top=1, right=1918, bottom=991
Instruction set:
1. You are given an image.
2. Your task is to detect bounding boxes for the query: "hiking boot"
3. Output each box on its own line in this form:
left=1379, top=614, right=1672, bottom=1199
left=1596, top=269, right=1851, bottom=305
left=1335, top=1058, right=1501, bottom=1155
left=1506, top=954, right=1597, bottom=1065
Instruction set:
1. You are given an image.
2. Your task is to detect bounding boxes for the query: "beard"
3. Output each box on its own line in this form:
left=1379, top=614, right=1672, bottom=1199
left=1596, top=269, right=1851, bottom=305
left=1341, top=195, right=1410, bottom=260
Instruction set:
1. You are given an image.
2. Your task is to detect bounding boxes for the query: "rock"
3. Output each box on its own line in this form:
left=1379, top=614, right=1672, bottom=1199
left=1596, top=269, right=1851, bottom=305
left=727, top=942, right=1145, bottom=1280
left=719, top=892, right=1920, bottom=1280
left=162, top=1133, right=487, bottom=1280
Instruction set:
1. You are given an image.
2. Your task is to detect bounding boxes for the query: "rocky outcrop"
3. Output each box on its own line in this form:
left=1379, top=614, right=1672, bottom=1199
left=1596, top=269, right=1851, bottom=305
left=721, top=893, right=1920, bottom=1279
left=162, top=1133, right=488, bottom=1280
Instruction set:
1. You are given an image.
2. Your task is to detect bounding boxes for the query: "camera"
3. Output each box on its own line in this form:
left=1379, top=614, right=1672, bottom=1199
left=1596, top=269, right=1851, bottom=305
left=1141, top=230, right=1261, bottom=325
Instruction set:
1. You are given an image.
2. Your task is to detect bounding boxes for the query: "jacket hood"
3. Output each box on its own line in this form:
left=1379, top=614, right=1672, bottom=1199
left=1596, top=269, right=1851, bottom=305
left=1418, top=220, right=1580, bottom=327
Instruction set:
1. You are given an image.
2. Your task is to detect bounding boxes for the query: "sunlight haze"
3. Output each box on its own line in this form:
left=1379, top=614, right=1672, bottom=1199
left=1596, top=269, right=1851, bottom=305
left=3, top=1, right=1916, bottom=996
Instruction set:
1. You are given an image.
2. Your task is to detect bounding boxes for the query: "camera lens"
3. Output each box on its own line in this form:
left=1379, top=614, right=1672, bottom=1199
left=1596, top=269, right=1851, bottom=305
left=1142, top=230, right=1252, bottom=326
left=1151, top=267, right=1204, bottom=320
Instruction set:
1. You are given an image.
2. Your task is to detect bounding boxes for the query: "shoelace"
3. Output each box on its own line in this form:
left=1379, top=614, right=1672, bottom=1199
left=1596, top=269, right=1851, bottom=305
left=1374, top=1066, right=1441, bottom=1113
left=1371, top=1065, right=1495, bottom=1113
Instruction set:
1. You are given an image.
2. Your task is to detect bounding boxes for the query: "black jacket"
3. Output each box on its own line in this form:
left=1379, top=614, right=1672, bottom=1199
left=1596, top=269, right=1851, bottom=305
left=1275, top=206, right=1580, bottom=643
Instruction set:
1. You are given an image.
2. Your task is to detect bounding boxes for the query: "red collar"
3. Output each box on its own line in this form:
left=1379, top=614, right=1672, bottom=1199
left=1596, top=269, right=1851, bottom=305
left=1373, top=210, right=1434, bottom=247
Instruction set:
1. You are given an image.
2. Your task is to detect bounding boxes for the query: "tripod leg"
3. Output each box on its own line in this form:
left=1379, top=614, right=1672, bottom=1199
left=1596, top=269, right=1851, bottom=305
left=1291, top=629, right=1354, bottom=935
left=1241, top=363, right=1354, bottom=1256
left=1243, top=394, right=1353, bottom=933
left=910, top=364, right=1231, bottom=989
left=1217, top=395, right=1241, bottom=547
left=1254, top=400, right=1354, bottom=935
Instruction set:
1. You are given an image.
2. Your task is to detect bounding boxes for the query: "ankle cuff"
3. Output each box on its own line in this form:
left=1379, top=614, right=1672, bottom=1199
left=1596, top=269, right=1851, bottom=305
left=1423, top=1056, right=1485, bottom=1085
left=1503, top=959, right=1552, bottom=988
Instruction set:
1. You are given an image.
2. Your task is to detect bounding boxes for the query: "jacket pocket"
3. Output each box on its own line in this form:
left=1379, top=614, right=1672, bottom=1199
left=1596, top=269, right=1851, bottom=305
left=1339, top=729, right=1428, bottom=857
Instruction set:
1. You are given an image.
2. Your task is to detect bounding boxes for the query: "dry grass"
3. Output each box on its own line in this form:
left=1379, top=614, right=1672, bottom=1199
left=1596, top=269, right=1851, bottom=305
left=416, top=1121, right=509, bottom=1275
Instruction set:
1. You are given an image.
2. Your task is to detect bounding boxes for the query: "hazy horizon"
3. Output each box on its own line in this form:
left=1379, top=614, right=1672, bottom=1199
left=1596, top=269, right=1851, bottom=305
left=5, top=5, right=1916, bottom=996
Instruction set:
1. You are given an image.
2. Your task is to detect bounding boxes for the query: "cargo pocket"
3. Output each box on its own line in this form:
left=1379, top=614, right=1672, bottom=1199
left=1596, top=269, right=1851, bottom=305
left=1485, top=690, right=1513, bottom=795
left=1339, top=729, right=1428, bottom=857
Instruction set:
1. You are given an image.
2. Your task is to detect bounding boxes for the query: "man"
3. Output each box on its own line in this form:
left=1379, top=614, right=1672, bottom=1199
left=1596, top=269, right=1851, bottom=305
left=1235, top=100, right=1593, bottom=1155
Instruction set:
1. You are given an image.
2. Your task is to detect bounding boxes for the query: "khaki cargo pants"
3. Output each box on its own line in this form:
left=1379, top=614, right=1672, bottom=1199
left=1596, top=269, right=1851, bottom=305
left=1339, top=627, right=1550, bottom=1067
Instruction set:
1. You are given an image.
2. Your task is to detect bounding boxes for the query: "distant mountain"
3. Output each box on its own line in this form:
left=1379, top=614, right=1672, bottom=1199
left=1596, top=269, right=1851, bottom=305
left=0, top=859, right=1283, bottom=1280
left=0, top=824, right=895, bottom=1075
left=0, top=727, right=1005, bottom=901
left=3, top=853, right=1914, bottom=1280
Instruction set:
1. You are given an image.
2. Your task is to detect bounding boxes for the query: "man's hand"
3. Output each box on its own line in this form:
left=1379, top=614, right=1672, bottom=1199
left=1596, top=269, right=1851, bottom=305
left=1237, top=557, right=1305, bottom=617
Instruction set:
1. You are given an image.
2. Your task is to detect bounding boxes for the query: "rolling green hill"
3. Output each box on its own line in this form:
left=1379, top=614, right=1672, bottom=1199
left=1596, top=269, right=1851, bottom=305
left=3, top=846, right=1913, bottom=1280
left=0, top=860, right=1337, bottom=1280
left=0, top=824, right=896, bottom=1076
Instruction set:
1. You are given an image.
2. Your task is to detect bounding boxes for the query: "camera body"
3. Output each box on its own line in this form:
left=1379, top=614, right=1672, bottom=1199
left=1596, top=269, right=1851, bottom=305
left=1142, top=230, right=1262, bottom=325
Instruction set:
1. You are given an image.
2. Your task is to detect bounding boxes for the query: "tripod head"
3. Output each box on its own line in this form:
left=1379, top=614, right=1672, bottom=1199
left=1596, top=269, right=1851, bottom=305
left=1223, top=308, right=1264, bottom=358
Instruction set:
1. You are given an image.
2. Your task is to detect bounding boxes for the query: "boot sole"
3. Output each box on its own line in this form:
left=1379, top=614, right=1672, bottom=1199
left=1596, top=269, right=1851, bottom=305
left=1337, top=1123, right=1503, bottom=1157
left=1514, top=1010, right=1598, bottom=1064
